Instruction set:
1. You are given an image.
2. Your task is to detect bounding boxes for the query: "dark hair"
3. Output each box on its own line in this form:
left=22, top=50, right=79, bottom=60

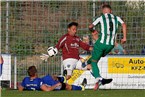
left=102, top=4, right=112, bottom=10
left=67, top=22, right=78, bottom=28
left=27, top=66, right=37, bottom=77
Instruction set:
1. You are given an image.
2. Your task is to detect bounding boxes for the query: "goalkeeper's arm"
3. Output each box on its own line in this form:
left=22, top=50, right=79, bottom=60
left=47, top=46, right=58, bottom=57
left=40, top=46, right=58, bottom=61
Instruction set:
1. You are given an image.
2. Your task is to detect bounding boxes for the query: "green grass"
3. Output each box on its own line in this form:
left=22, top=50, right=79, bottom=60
left=1, top=89, right=145, bottom=97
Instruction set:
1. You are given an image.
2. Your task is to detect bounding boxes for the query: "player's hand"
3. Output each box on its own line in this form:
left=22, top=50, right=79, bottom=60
left=121, top=38, right=126, bottom=44
left=47, top=47, right=58, bottom=57
left=40, top=53, right=49, bottom=61
left=56, top=82, right=62, bottom=87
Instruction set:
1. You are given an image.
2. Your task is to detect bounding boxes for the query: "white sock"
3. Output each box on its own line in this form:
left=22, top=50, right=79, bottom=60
left=95, top=77, right=103, bottom=82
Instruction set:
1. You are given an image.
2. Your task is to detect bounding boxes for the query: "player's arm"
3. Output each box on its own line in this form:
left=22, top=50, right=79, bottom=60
left=40, top=35, right=66, bottom=61
left=79, top=39, right=93, bottom=51
left=89, top=17, right=100, bottom=32
left=18, top=78, right=26, bottom=91
left=47, top=35, right=67, bottom=57
left=55, top=35, right=66, bottom=50
left=0, top=56, right=4, bottom=64
left=121, top=23, right=127, bottom=44
left=117, top=17, right=127, bottom=44
left=18, top=85, right=24, bottom=91
left=40, top=47, right=58, bottom=61
left=41, top=83, right=61, bottom=91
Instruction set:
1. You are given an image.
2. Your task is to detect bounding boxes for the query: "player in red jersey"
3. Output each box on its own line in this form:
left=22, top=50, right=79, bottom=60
left=41, top=22, right=93, bottom=80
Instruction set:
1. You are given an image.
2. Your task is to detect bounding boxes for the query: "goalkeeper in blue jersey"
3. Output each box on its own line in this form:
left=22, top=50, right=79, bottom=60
left=18, top=66, right=87, bottom=91
left=89, top=4, right=127, bottom=90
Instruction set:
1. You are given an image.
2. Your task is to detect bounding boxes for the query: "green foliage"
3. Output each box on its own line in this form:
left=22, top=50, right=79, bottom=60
left=1, top=1, right=145, bottom=55
left=11, top=38, right=35, bottom=55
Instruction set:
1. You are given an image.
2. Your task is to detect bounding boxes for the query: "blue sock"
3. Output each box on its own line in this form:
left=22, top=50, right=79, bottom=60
left=0, top=64, right=3, bottom=76
left=71, top=85, right=82, bottom=90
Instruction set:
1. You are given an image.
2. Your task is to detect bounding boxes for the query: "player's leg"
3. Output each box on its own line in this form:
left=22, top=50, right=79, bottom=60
left=102, top=45, right=114, bottom=57
left=91, top=41, right=114, bottom=75
left=97, top=45, right=114, bottom=85
left=91, top=50, right=102, bottom=90
left=63, top=58, right=78, bottom=80
left=65, top=78, right=87, bottom=91
left=90, top=42, right=112, bottom=90
left=91, top=45, right=103, bottom=78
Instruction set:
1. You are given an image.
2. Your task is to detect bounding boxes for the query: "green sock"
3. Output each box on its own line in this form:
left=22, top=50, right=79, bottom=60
left=91, top=61, right=100, bottom=78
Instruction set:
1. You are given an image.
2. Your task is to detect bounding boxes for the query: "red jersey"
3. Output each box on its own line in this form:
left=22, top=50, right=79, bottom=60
left=55, top=33, right=90, bottom=60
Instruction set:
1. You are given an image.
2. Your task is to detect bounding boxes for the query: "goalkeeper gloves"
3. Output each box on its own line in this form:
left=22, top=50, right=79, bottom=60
left=40, top=46, right=58, bottom=61
left=40, top=53, right=49, bottom=61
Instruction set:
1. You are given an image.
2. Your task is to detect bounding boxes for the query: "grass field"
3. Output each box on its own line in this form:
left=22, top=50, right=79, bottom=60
left=1, top=89, right=145, bottom=97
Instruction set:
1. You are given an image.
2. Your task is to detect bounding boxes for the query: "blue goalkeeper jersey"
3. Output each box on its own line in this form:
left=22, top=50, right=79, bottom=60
left=21, top=77, right=43, bottom=91
left=41, top=74, right=59, bottom=86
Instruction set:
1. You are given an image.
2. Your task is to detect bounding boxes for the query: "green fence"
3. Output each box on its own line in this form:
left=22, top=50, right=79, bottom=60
left=1, top=1, right=145, bottom=86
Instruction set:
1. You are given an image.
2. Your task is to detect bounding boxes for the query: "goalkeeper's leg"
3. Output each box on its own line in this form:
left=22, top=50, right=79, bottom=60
left=63, top=58, right=78, bottom=80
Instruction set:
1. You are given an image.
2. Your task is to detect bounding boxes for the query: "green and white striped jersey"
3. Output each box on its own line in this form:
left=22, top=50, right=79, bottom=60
left=93, top=13, right=124, bottom=45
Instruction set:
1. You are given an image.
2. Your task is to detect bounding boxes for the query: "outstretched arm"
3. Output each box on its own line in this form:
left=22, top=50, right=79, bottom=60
left=40, top=47, right=58, bottom=61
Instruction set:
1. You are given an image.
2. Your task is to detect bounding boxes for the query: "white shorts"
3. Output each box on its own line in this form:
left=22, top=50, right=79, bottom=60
left=63, top=58, right=78, bottom=75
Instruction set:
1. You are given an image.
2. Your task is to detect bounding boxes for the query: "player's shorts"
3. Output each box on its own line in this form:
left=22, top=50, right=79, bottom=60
left=62, top=58, right=78, bottom=75
left=92, top=41, right=114, bottom=61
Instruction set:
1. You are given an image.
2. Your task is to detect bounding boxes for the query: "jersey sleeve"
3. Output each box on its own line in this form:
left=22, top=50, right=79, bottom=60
left=79, top=39, right=90, bottom=51
left=92, top=17, right=101, bottom=26
left=117, top=16, right=124, bottom=25
left=39, top=78, right=43, bottom=87
left=21, top=77, right=26, bottom=87
left=55, top=35, right=67, bottom=50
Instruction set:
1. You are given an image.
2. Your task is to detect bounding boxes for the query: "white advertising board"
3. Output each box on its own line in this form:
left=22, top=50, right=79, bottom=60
left=66, top=55, right=145, bottom=89
left=0, top=54, right=11, bottom=81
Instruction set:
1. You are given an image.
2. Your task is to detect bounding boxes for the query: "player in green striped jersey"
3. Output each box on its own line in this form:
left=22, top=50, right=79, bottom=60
left=89, top=4, right=127, bottom=90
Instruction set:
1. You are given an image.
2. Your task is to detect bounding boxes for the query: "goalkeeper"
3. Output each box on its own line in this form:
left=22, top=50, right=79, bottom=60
left=41, top=22, right=93, bottom=80
left=88, top=4, right=127, bottom=90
